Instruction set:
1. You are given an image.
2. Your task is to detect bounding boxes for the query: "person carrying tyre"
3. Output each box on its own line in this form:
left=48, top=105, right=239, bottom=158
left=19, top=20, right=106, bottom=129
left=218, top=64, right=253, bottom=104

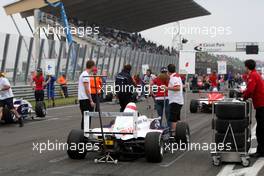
left=115, top=64, right=136, bottom=112
left=150, top=67, right=170, bottom=127
left=78, top=60, right=95, bottom=130
left=0, top=72, right=23, bottom=127
left=243, top=59, right=264, bottom=158
left=163, top=64, right=184, bottom=134
left=31, top=68, right=49, bottom=102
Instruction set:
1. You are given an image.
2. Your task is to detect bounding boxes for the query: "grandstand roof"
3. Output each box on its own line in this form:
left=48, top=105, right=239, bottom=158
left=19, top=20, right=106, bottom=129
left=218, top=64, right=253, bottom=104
left=4, top=0, right=210, bottom=32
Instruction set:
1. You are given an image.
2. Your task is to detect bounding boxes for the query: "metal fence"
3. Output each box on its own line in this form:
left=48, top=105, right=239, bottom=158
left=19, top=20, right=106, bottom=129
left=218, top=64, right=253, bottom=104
left=0, top=33, right=178, bottom=85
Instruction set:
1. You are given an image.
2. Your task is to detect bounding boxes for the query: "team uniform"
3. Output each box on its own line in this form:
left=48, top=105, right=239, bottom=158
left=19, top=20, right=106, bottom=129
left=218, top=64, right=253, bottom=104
left=0, top=77, right=15, bottom=109
left=168, top=73, right=184, bottom=122
left=33, top=75, right=45, bottom=101
left=78, top=70, right=93, bottom=129
left=243, top=69, right=264, bottom=155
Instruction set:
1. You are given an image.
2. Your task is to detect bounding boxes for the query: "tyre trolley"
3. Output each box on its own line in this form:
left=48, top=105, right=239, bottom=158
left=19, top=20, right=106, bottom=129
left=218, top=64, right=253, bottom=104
left=211, top=98, right=252, bottom=167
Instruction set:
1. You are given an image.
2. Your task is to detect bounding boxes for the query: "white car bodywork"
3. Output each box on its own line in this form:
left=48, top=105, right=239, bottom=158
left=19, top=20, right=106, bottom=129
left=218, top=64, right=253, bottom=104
left=84, top=103, right=163, bottom=140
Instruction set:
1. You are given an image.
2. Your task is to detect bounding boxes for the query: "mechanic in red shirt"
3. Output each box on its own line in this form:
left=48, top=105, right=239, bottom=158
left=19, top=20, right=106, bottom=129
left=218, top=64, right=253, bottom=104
left=209, top=71, right=218, bottom=91
left=243, top=59, right=264, bottom=158
left=31, top=68, right=50, bottom=102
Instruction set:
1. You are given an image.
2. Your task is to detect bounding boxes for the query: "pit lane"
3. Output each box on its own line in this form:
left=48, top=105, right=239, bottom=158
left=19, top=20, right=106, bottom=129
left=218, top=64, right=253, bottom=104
left=0, top=93, right=263, bottom=176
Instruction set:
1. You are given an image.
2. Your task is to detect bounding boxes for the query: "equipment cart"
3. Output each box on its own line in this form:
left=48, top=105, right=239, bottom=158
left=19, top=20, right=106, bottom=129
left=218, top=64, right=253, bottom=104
left=211, top=98, right=252, bottom=167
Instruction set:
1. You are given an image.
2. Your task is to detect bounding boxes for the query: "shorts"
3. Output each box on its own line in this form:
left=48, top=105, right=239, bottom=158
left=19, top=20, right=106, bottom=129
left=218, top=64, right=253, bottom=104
left=169, top=103, right=183, bottom=122
left=0, top=97, right=14, bottom=109
left=35, top=90, right=44, bottom=101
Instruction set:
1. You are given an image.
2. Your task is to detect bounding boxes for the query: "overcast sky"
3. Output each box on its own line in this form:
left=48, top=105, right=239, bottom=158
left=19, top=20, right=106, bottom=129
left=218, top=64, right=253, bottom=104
left=0, top=0, right=263, bottom=60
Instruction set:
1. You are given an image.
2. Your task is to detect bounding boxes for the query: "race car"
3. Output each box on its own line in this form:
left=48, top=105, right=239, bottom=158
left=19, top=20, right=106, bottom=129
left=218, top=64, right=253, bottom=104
left=66, top=102, right=190, bottom=163
left=190, top=91, right=225, bottom=113
left=1, top=98, right=34, bottom=124
left=229, top=82, right=247, bottom=98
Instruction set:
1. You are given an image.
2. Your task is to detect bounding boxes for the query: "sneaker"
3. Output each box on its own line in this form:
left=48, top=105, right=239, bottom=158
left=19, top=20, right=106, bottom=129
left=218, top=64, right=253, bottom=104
left=18, top=117, right=24, bottom=127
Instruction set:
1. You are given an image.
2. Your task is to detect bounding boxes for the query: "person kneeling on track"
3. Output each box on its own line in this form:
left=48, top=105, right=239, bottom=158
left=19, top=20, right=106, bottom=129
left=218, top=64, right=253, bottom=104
left=78, top=60, right=95, bottom=130
left=150, top=67, right=170, bottom=127
left=0, top=72, right=23, bottom=127
left=243, top=59, right=264, bottom=158
left=163, top=64, right=184, bottom=135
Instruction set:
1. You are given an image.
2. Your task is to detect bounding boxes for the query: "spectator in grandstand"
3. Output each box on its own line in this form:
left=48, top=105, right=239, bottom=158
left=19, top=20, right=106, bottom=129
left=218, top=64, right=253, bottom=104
left=150, top=67, right=170, bottom=126
left=90, top=67, right=103, bottom=112
left=209, top=71, right=218, bottom=91
left=46, top=74, right=56, bottom=107
left=115, top=64, right=136, bottom=112
left=164, top=64, right=184, bottom=133
left=0, top=72, right=23, bottom=127
left=243, top=59, right=264, bottom=158
left=78, top=60, right=96, bottom=130
left=58, top=74, right=68, bottom=98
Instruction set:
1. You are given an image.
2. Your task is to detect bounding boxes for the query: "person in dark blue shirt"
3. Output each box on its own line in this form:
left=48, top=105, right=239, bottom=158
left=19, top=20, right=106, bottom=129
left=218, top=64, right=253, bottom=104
left=46, top=74, right=56, bottom=107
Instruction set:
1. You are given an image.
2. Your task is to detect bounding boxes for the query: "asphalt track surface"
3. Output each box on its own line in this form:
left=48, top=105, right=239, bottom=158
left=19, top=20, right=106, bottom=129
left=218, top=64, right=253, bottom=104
left=0, top=93, right=263, bottom=176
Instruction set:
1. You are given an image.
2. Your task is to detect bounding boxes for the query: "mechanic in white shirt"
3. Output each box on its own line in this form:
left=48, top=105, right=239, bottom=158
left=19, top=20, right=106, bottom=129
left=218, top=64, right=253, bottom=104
left=78, top=60, right=96, bottom=129
left=0, top=72, right=23, bottom=127
left=164, top=64, right=184, bottom=134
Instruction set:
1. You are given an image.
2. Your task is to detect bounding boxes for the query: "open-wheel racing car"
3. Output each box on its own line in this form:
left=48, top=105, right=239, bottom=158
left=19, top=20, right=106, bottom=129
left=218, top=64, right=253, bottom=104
left=190, top=91, right=225, bottom=113
left=66, top=102, right=190, bottom=163
left=1, top=98, right=34, bottom=124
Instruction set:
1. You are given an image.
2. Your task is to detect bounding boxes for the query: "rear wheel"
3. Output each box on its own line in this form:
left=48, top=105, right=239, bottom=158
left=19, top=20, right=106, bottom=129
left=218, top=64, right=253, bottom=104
left=67, top=129, right=87, bottom=159
left=190, top=100, right=198, bottom=113
left=145, top=132, right=164, bottom=163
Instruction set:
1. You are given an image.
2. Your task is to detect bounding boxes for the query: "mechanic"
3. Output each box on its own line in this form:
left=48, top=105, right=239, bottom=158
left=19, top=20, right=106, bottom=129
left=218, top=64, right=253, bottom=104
left=209, top=71, right=218, bottom=91
left=115, top=64, right=136, bottom=112
left=31, top=68, right=49, bottom=102
left=164, top=64, right=184, bottom=134
left=150, top=67, right=170, bottom=127
left=90, top=67, right=102, bottom=112
left=46, top=74, right=56, bottom=107
left=78, top=60, right=95, bottom=129
left=58, top=74, right=68, bottom=98
left=243, top=59, right=264, bottom=158
left=0, top=72, right=23, bottom=127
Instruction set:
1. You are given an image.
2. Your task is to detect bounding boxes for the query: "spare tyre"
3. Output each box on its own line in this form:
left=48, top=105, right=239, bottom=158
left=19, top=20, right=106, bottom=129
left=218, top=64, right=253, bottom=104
left=215, top=103, right=247, bottom=120
left=2, top=107, right=15, bottom=123
left=35, top=101, right=47, bottom=117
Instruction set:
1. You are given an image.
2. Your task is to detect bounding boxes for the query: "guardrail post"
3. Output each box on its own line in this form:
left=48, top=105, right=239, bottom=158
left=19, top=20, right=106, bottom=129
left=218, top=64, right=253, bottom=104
left=80, top=45, right=88, bottom=73
left=89, top=45, right=94, bottom=60
left=72, top=44, right=80, bottom=80
left=13, top=35, right=23, bottom=85
left=116, top=48, right=123, bottom=73
left=1, top=34, right=10, bottom=72
left=100, top=47, right=107, bottom=75
left=65, top=43, right=73, bottom=77
left=37, top=39, right=45, bottom=69
left=48, top=40, right=55, bottom=58
left=106, top=47, right=112, bottom=75
left=111, top=48, right=118, bottom=79
left=24, top=37, right=34, bottom=84
left=122, top=48, right=128, bottom=66
left=55, top=41, right=64, bottom=78
left=95, top=45, right=101, bottom=67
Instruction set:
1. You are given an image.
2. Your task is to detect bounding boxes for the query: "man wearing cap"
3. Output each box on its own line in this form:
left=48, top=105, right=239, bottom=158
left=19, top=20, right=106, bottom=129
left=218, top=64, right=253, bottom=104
left=0, top=72, right=23, bottom=127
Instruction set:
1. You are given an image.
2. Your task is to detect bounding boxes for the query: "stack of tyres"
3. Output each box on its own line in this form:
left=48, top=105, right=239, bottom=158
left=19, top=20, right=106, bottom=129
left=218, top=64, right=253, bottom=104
left=214, top=101, right=251, bottom=152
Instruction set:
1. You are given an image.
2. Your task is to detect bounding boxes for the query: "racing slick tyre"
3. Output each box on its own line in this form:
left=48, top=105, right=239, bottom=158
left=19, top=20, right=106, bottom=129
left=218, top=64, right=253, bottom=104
left=215, top=119, right=249, bottom=133
left=2, top=107, right=15, bottom=123
left=190, top=100, right=199, bottom=113
left=67, top=129, right=87, bottom=159
left=35, top=101, right=46, bottom=117
left=175, top=122, right=190, bottom=144
left=145, top=132, right=164, bottom=163
left=215, top=104, right=247, bottom=120
left=229, top=90, right=236, bottom=98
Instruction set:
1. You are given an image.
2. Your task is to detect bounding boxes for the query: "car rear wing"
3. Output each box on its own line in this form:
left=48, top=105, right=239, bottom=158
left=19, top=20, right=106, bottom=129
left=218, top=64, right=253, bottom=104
left=84, top=111, right=138, bottom=138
